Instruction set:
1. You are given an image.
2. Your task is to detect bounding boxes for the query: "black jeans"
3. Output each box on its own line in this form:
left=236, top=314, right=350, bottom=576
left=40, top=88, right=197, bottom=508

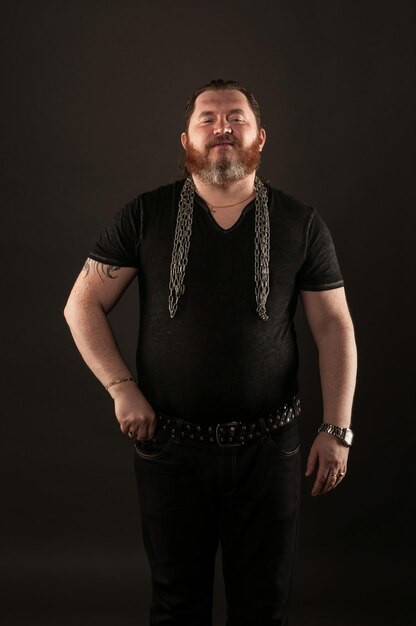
left=134, top=415, right=301, bottom=626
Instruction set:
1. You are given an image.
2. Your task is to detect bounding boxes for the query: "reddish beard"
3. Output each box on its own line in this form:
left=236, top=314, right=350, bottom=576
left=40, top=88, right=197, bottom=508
left=184, top=134, right=262, bottom=182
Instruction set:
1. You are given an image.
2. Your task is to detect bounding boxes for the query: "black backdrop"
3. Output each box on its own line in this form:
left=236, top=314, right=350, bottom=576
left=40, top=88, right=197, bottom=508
left=2, top=2, right=415, bottom=625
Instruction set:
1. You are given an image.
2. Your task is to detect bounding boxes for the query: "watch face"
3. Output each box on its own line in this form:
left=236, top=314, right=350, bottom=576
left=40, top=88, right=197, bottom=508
left=344, top=429, right=354, bottom=446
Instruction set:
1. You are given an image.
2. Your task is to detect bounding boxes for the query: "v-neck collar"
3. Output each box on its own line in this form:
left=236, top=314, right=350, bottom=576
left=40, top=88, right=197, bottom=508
left=194, top=193, right=255, bottom=233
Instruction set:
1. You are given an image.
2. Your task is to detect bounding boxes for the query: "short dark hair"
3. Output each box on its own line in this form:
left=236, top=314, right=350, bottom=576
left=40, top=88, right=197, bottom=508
left=184, top=79, right=263, bottom=131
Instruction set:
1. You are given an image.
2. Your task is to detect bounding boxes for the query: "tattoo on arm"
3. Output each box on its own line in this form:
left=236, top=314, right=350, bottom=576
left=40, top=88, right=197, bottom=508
left=82, top=259, right=121, bottom=281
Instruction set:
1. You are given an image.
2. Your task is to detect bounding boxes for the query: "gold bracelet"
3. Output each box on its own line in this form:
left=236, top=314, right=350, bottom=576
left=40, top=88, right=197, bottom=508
left=105, top=377, right=136, bottom=391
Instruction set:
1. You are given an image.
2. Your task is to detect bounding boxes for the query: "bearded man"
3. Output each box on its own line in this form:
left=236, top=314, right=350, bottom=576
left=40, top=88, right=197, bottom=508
left=64, top=79, right=357, bottom=626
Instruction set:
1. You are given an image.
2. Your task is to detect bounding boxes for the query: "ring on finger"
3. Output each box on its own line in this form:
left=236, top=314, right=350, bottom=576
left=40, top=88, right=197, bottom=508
left=128, top=430, right=137, bottom=438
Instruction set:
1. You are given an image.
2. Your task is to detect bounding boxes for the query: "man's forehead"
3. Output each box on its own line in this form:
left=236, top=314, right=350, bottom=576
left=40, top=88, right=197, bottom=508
left=193, top=89, right=250, bottom=112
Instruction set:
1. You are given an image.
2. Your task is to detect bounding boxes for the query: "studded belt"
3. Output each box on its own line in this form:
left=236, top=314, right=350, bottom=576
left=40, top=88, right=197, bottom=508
left=156, top=395, right=301, bottom=447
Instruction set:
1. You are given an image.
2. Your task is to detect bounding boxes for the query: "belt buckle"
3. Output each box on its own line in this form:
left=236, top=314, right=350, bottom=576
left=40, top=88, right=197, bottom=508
left=215, top=421, right=243, bottom=447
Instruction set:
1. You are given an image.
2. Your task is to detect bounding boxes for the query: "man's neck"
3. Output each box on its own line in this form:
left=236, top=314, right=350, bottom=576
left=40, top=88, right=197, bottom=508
left=191, top=173, right=257, bottom=209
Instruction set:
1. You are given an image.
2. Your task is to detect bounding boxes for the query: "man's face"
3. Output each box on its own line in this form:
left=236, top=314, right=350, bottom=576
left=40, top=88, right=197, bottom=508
left=181, top=89, right=266, bottom=185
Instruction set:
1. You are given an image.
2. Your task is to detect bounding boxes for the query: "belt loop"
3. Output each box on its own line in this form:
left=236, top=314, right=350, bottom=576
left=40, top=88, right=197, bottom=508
left=258, top=417, right=268, bottom=441
left=173, top=418, right=184, bottom=444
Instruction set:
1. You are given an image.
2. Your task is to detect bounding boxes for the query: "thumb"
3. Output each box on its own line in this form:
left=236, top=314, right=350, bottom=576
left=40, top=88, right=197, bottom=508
left=305, top=446, right=318, bottom=477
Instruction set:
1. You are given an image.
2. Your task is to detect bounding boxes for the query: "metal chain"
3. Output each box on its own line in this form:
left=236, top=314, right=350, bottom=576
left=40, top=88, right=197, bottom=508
left=254, top=177, right=270, bottom=320
left=168, top=176, right=270, bottom=320
left=168, top=177, right=195, bottom=318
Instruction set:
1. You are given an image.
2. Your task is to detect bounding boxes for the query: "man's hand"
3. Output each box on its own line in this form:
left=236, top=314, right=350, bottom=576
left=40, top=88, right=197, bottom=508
left=111, top=383, right=157, bottom=441
left=305, top=432, right=349, bottom=496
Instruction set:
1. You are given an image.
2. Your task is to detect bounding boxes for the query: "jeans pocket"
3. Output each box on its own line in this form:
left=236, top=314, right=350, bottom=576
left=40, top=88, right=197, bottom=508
left=134, top=432, right=173, bottom=460
left=265, top=419, right=300, bottom=456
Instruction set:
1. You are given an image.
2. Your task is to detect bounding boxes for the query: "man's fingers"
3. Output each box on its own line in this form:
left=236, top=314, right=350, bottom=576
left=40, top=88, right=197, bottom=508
left=321, top=471, right=338, bottom=494
left=119, top=422, right=130, bottom=435
left=118, top=414, right=157, bottom=441
left=311, top=472, right=328, bottom=496
left=134, top=415, right=157, bottom=441
left=136, top=426, right=152, bottom=441
left=312, top=468, right=346, bottom=496
left=305, top=448, right=318, bottom=477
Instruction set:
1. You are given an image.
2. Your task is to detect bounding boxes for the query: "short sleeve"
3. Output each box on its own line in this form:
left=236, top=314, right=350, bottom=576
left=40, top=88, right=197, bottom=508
left=89, top=198, right=141, bottom=268
left=297, top=209, right=344, bottom=291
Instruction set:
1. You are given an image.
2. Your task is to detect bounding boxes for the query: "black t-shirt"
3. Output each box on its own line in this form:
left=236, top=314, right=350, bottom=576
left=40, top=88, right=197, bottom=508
left=90, top=180, right=344, bottom=424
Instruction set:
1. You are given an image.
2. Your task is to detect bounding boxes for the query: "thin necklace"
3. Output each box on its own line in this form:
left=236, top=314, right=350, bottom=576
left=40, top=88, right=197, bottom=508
left=206, top=191, right=255, bottom=213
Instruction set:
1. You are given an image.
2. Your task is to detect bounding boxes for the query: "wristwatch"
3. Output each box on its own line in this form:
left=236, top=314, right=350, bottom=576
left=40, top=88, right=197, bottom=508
left=318, top=423, right=354, bottom=447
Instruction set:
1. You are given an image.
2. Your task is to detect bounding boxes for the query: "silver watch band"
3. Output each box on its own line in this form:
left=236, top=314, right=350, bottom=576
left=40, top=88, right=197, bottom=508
left=318, top=423, right=354, bottom=447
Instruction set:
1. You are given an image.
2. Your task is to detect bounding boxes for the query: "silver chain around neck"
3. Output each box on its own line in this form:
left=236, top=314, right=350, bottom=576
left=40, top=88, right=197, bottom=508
left=168, top=176, right=270, bottom=320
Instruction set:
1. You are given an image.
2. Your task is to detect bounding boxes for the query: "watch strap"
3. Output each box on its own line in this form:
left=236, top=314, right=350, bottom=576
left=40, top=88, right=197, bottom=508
left=318, top=423, right=354, bottom=447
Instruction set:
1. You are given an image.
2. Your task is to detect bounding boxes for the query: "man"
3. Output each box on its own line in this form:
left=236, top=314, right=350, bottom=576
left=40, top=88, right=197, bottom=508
left=64, top=79, right=357, bottom=626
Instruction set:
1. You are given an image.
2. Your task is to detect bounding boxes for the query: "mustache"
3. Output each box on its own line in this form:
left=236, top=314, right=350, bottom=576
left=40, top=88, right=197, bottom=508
left=206, top=135, right=240, bottom=149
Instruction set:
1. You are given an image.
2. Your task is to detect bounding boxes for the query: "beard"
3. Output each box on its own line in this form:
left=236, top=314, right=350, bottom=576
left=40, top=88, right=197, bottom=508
left=183, top=134, right=262, bottom=186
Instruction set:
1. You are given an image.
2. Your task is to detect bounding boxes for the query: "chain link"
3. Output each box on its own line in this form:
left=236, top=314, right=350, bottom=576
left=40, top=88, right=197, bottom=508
left=168, top=177, right=194, bottom=318
left=168, top=177, right=270, bottom=320
left=254, top=177, right=270, bottom=320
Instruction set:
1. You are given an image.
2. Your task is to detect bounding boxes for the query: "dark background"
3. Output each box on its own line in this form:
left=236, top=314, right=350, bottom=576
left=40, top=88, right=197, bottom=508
left=1, top=1, right=415, bottom=625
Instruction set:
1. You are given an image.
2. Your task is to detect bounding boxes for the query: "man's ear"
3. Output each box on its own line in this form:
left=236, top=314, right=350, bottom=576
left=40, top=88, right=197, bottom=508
left=259, top=128, right=266, bottom=152
left=181, top=132, right=187, bottom=150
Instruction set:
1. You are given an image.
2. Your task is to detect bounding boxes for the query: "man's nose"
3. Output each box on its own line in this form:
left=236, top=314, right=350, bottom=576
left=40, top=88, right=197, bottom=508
left=213, top=118, right=232, bottom=134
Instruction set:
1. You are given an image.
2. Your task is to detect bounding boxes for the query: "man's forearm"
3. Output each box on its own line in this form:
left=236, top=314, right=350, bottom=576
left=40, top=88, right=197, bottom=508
left=64, top=299, right=133, bottom=391
left=317, top=321, right=357, bottom=427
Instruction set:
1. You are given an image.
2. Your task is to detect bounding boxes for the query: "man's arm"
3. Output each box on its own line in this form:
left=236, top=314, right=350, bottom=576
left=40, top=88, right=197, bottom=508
left=300, top=287, right=357, bottom=496
left=64, top=258, right=157, bottom=441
